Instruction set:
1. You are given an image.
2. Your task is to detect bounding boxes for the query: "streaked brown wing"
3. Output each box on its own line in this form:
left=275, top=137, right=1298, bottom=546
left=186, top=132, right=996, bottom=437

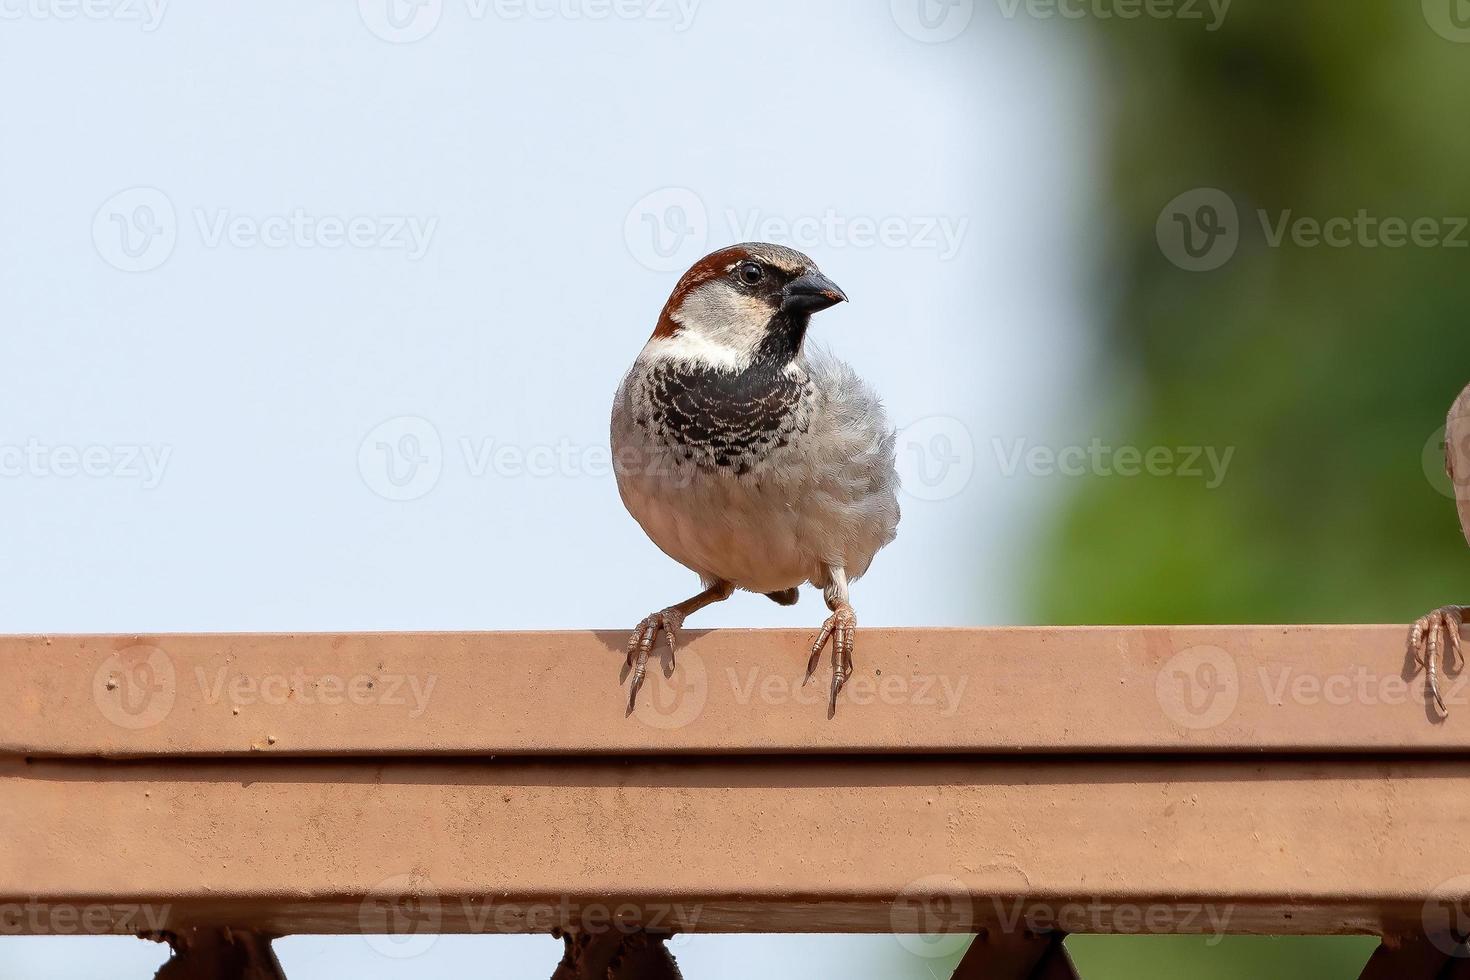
left=1449, top=383, right=1470, bottom=547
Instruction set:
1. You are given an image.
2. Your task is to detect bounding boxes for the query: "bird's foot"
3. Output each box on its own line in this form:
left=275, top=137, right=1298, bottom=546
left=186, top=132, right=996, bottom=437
left=805, top=602, right=856, bottom=718
left=625, top=607, right=686, bottom=714
left=1409, top=605, right=1466, bottom=717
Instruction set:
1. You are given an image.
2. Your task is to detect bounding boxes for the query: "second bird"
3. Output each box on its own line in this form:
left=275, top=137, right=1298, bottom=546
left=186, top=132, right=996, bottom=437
left=611, top=243, right=901, bottom=716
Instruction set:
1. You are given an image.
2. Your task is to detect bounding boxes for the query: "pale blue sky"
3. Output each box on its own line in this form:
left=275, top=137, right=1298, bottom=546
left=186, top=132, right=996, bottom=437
left=0, top=1, right=1098, bottom=976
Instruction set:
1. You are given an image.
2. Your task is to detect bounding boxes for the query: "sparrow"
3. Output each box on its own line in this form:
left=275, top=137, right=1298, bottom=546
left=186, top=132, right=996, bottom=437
left=1410, top=382, right=1470, bottom=716
left=611, top=243, right=900, bottom=716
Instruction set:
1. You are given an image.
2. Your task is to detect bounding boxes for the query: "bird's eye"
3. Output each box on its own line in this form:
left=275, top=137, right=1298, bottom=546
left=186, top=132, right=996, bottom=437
left=736, top=262, right=764, bottom=286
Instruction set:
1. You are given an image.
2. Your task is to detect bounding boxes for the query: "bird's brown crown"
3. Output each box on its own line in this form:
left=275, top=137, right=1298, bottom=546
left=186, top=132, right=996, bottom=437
left=651, top=243, right=815, bottom=338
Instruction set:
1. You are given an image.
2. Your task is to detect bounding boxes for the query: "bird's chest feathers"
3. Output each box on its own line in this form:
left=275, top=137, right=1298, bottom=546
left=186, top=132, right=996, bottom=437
left=633, top=359, right=814, bottom=476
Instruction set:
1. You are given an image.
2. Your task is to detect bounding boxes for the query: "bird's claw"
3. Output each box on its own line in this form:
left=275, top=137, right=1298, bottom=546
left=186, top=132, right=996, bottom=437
left=1409, top=605, right=1466, bottom=718
left=806, top=602, right=856, bottom=717
left=625, top=608, right=685, bottom=714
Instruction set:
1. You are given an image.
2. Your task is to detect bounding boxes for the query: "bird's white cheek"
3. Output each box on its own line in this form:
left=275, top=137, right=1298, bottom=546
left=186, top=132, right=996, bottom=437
left=668, top=282, right=772, bottom=361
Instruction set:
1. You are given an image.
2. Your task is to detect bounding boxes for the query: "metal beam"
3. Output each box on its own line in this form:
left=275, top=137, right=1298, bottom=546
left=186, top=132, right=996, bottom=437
left=1356, top=935, right=1448, bottom=980
left=150, top=928, right=286, bottom=980
left=3, top=626, right=1463, bottom=757
left=550, top=929, right=683, bottom=980
left=1030, top=941, right=1083, bottom=980
left=3, top=756, right=1469, bottom=937
left=4, top=626, right=1467, bottom=958
left=951, top=929, right=1072, bottom=980
left=1355, top=931, right=1470, bottom=980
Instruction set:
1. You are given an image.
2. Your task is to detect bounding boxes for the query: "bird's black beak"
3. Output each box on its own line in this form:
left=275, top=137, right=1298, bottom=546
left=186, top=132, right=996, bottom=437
left=781, top=271, right=848, bottom=315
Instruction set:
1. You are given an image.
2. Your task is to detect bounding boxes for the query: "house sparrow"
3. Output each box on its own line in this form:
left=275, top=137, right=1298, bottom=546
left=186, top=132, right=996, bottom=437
left=1410, top=382, right=1470, bottom=716
left=611, top=243, right=900, bottom=716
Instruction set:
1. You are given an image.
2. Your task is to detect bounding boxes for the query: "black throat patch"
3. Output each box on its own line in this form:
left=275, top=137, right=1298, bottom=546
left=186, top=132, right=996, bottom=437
left=640, top=343, right=813, bottom=476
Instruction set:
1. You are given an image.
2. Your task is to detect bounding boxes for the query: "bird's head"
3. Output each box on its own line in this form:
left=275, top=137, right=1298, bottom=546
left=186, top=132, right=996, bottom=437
left=647, top=243, right=846, bottom=370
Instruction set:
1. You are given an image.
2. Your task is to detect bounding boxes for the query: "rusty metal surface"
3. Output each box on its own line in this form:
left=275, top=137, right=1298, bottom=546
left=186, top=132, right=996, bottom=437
left=4, top=756, right=1469, bottom=937
left=2, top=626, right=1464, bottom=757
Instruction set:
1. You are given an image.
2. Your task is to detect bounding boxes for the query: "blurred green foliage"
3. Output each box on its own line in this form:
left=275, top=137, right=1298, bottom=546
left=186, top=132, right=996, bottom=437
left=1019, top=3, right=1470, bottom=977
left=1068, top=935, right=1379, bottom=978
left=1033, top=0, right=1470, bottom=626
left=881, top=933, right=1379, bottom=978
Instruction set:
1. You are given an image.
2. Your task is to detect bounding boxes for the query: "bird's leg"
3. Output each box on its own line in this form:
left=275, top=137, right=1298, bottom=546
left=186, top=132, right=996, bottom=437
left=625, top=580, right=733, bottom=713
left=805, top=567, right=856, bottom=718
left=1409, top=605, right=1467, bottom=717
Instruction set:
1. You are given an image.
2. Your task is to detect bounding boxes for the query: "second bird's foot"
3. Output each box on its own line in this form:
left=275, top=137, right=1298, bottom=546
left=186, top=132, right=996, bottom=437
left=806, top=602, right=856, bottom=718
left=1410, top=605, right=1466, bottom=717
left=624, top=608, right=686, bottom=714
